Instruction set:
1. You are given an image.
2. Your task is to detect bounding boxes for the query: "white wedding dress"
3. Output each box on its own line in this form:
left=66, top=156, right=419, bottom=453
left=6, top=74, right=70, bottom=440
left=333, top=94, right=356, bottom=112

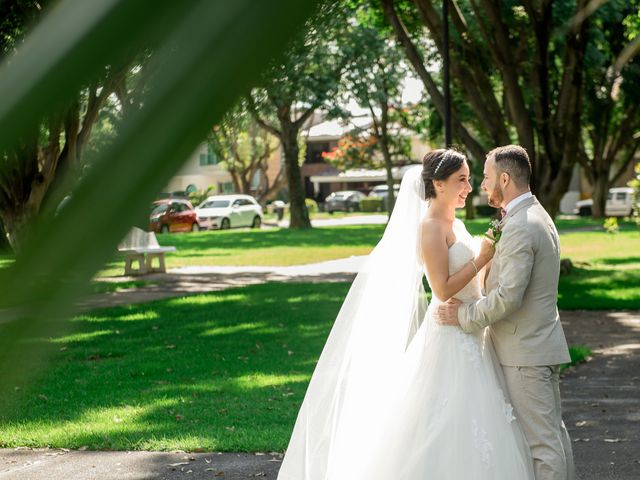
left=335, top=220, right=535, bottom=479
left=277, top=167, right=534, bottom=480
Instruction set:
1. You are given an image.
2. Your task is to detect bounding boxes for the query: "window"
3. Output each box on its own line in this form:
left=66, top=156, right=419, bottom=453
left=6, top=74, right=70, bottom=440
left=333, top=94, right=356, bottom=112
left=615, top=192, right=627, bottom=201
left=151, top=204, right=168, bottom=215
left=199, top=152, right=218, bottom=166
left=305, top=142, right=330, bottom=164
left=218, top=182, right=234, bottom=193
left=202, top=200, right=230, bottom=208
left=172, top=202, right=189, bottom=212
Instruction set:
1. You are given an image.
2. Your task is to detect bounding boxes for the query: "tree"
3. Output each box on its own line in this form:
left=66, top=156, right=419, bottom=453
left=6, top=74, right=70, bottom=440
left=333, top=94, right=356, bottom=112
left=209, top=103, right=285, bottom=204
left=629, top=162, right=640, bottom=225
left=0, top=0, right=140, bottom=250
left=0, top=0, right=320, bottom=397
left=578, top=2, right=640, bottom=218
left=381, top=0, right=598, bottom=217
left=247, top=1, right=353, bottom=228
left=340, top=13, right=415, bottom=213
left=322, top=134, right=379, bottom=170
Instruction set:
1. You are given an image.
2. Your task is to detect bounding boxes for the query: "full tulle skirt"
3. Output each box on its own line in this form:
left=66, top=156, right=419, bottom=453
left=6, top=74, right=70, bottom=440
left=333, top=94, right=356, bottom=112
left=325, top=301, right=535, bottom=480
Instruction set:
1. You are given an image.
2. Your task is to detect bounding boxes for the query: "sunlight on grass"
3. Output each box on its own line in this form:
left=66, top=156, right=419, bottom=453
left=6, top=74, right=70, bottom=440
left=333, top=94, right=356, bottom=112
left=51, top=330, right=115, bottom=344
left=0, top=283, right=349, bottom=451
left=202, top=322, right=269, bottom=337
left=560, top=230, right=640, bottom=262
left=233, top=373, right=310, bottom=390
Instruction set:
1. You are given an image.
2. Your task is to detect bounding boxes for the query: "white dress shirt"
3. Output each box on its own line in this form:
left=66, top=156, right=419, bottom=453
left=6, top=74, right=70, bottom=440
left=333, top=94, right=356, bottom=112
left=504, top=191, right=533, bottom=215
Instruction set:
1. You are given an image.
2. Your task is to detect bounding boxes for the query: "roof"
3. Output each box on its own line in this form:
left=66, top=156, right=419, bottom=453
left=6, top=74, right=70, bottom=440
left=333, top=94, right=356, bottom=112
left=305, top=116, right=373, bottom=141
left=309, top=164, right=420, bottom=184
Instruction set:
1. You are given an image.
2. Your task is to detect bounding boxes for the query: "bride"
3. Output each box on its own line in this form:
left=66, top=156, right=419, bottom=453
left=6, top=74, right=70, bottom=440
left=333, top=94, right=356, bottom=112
left=277, top=149, right=535, bottom=479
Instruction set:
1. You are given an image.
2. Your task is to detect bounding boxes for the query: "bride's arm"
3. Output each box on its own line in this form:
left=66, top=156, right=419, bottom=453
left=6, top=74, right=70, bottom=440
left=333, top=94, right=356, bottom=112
left=481, top=259, right=492, bottom=292
left=421, top=220, right=494, bottom=301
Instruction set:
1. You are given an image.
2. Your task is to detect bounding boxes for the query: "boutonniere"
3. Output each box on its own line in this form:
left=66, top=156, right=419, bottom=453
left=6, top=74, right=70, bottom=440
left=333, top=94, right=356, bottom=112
left=484, top=218, right=503, bottom=245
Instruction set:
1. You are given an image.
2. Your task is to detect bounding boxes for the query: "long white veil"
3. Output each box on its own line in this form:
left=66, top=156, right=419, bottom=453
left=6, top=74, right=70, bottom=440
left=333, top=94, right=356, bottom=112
left=277, top=165, right=428, bottom=480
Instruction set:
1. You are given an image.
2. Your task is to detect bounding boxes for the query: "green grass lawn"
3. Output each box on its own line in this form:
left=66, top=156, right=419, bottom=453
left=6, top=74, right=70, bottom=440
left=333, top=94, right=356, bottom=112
left=0, top=279, right=604, bottom=452
left=558, top=229, right=640, bottom=309
left=0, top=283, right=348, bottom=452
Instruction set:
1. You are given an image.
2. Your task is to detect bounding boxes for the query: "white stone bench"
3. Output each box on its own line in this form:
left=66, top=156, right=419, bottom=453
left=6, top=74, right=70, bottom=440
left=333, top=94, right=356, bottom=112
left=118, top=227, right=176, bottom=275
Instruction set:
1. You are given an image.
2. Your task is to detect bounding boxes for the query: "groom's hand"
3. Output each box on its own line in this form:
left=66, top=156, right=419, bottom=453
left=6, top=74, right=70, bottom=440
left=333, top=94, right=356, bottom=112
left=435, top=298, right=462, bottom=326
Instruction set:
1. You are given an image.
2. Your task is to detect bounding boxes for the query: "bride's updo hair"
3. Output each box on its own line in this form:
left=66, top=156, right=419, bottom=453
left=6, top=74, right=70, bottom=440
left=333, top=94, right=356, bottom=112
left=421, top=149, right=466, bottom=199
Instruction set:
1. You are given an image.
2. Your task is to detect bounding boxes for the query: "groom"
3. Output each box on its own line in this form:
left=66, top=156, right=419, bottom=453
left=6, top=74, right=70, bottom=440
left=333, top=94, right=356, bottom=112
left=435, top=145, right=575, bottom=480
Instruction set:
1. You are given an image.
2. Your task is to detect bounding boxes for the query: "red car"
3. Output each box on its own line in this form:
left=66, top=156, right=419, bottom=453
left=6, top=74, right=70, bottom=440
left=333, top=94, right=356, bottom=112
left=149, top=199, right=201, bottom=233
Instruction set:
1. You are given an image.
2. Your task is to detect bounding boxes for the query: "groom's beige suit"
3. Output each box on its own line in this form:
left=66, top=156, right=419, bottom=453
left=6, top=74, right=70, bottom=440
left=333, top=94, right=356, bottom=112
left=458, top=195, right=575, bottom=480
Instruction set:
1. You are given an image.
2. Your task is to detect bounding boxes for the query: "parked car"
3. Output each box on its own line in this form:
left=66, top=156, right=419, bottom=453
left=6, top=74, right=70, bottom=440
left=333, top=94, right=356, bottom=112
left=149, top=199, right=200, bottom=233
left=195, top=194, right=263, bottom=229
left=574, top=187, right=635, bottom=217
left=368, top=184, right=400, bottom=209
left=325, top=190, right=366, bottom=213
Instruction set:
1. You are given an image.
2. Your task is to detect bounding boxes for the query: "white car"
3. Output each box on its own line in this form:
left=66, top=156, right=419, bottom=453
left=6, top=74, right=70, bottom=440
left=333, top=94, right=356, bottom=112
left=574, top=187, right=635, bottom=217
left=195, top=194, right=263, bottom=229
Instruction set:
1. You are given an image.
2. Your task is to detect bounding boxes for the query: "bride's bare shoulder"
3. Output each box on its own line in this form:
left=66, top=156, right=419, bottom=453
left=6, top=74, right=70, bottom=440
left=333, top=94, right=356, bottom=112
left=420, top=217, right=447, bottom=243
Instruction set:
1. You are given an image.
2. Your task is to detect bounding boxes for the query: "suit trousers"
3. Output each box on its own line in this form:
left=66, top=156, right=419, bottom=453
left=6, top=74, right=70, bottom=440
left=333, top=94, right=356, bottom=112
left=502, top=365, right=575, bottom=480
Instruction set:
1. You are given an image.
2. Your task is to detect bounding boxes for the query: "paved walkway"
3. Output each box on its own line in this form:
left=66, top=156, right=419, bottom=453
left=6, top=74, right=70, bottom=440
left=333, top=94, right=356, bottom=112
left=84, top=256, right=365, bottom=310
left=7, top=258, right=639, bottom=479
left=267, top=214, right=388, bottom=228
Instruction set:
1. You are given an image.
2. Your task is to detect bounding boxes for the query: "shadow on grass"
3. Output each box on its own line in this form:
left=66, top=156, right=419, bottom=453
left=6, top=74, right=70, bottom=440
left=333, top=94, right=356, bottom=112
left=558, top=264, right=640, bottom=310
left=0, top=282, right=352, bottom=452
left=595, top=256, right=640, bottom=266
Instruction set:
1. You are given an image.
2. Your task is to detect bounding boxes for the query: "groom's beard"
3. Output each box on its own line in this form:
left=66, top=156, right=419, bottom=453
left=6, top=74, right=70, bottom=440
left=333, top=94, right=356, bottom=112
left=488, top=183, right=504, bottom=208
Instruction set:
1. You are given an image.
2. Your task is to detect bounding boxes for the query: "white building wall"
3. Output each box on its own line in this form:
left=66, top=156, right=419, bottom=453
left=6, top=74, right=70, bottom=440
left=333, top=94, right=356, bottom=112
left=164, top=142, right=233, bottom=194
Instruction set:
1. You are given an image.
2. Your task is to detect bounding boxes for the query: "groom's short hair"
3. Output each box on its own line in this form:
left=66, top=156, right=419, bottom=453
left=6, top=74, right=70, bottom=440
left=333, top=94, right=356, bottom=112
left=487, top=145, right=531, bottom=188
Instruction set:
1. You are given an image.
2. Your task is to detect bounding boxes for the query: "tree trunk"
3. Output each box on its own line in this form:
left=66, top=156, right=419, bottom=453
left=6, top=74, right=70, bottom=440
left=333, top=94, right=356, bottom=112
left=281, top=125, right=311, bottom=229
left=591, top=174, right=609, bottom=219
left=465, top=194, right=475, bottom=220
left=2, top=206, right=35, bottom=254
left=0, top=219, right=12, bottom=253
left=378, top=103, right=395, bottom=216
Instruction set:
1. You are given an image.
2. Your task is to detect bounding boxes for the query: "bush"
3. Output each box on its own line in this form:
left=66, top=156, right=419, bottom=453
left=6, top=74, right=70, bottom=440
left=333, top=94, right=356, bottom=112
left=189, top=186, right=215, bottom=207
left=360, top=197, right=383, bottom=212
left=305, top=198, right=318, bottom=214
left=603, top=217, right=619, bottom=234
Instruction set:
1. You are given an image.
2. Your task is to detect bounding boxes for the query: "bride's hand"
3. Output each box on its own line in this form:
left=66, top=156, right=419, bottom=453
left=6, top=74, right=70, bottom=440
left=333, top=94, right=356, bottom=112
left=477, top=234, right=496, bottom=266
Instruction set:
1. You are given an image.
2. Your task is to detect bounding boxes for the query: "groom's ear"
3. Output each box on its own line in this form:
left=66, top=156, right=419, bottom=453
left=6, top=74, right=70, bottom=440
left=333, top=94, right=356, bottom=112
left=500, top=171, right=511, bottom=188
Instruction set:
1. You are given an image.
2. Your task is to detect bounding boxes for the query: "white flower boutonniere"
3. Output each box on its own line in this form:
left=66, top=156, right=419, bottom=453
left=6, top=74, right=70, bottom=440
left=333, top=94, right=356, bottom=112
left=484, top=218, right=503, bottom=246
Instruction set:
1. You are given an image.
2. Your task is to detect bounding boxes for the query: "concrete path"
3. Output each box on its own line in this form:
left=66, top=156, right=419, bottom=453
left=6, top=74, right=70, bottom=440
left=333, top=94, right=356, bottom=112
left=270, top=214, right=388, bottom=228
left=0, top=449, right=283, bottom=479
left=84, top=256, right=365, bottom=310
left=559, top=310, right=640, bottom=479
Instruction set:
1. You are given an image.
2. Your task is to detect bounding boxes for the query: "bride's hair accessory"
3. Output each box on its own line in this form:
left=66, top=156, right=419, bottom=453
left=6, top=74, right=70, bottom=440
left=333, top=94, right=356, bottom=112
left=433, top=153, right=448, bottom=175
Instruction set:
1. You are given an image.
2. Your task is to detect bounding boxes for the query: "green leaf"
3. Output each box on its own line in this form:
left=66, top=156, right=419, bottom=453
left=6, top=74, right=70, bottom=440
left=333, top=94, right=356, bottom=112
left=0, top=0, right=319, bottom=395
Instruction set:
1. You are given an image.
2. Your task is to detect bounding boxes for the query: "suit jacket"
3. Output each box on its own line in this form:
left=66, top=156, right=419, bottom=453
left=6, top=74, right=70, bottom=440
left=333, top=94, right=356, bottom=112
left=458, top=196, right=571, bottom=366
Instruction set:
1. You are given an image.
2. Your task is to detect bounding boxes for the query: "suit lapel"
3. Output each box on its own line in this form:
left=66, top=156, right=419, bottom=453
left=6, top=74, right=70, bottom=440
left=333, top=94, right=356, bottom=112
left=503, top=195, right=537, bottom=223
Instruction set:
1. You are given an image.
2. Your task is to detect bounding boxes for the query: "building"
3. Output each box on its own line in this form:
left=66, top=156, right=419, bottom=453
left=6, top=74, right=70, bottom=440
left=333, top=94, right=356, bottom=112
left=163, top=142, right=233, bottom=196
left=303, top=115, right=431, bottom=202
